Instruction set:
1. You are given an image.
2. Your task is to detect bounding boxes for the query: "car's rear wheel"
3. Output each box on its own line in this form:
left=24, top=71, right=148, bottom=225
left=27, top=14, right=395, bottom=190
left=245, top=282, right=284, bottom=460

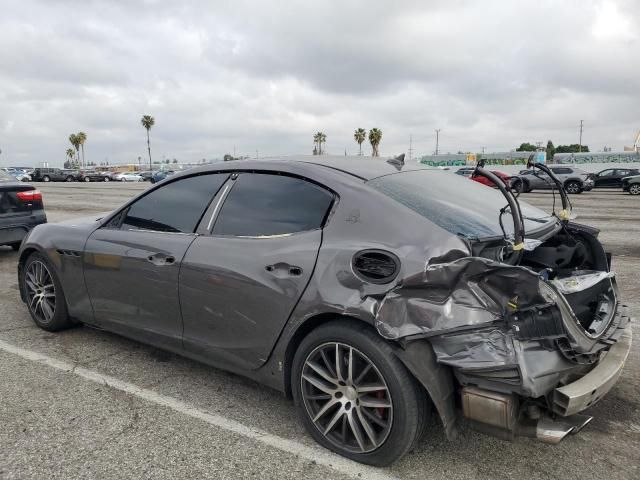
left=565, top=181, right=582, bottom=194
left=629, top=184, right=640, bottom=195
left=42, top=176, right=51, bottom=182
left=292, top=321, right=428, bottom=466
left=66, top=176, right=74, bottom=182
left=83, top=176, right=91, bottom=182
left=21, top=252, right=73, bottom=331
left=104, top=177, right=110, bottom=182
left=121, top=178, right=126, bottom=182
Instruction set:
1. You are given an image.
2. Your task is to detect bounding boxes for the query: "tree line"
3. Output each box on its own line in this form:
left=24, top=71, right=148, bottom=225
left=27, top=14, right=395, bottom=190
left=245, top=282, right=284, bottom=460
left=312, top=128, right=383, bottom=156
left=516, top=140, right=590, bottom=159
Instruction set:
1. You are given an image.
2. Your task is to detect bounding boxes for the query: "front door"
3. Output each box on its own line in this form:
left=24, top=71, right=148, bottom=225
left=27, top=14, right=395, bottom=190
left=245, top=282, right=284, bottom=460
left=83, top=172, right=229, bottom=349
left=180, top=172, right=335, bottom=369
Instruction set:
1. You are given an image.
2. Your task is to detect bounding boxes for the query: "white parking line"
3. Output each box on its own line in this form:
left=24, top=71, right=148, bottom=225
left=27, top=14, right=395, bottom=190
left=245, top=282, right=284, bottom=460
left=0, top=339, right=400, bottom=480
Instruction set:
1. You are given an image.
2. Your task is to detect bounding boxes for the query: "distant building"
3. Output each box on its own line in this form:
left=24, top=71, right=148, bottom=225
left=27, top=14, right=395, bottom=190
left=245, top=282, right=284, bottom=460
left=553, top=151, right=640, bottom=164
left=419, top=151, right=544, bottom=167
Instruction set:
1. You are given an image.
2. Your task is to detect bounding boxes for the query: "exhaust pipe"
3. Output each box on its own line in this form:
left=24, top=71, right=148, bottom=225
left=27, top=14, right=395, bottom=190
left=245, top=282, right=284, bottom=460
left=532, top=414, right=593, bottom=444
left=461, top=386, right=593, bottom=444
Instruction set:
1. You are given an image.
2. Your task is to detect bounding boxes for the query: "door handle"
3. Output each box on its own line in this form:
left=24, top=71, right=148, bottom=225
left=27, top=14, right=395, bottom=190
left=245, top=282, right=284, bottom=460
left=147, top=253, right=175, bottom=266
left=264, top=263, right=303, bottom=276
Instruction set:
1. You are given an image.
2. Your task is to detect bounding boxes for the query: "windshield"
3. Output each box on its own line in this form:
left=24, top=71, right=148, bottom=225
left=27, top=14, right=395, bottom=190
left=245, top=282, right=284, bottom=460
left=367, top=169, right=554, bottom=239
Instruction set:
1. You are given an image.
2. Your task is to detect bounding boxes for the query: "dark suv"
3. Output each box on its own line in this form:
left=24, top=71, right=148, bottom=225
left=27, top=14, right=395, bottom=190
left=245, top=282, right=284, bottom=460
left=31, top=168, right=77, bottom=182
left=593, top=168, right=640, bottom=188
left=0, top=170, right=47, bottom=250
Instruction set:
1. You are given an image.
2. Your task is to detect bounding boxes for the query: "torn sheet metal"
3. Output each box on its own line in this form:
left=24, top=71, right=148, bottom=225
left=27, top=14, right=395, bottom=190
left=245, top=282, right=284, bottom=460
left=375, top=257, right=545, bottom=340
left=551, top=270, right=614, bottom=295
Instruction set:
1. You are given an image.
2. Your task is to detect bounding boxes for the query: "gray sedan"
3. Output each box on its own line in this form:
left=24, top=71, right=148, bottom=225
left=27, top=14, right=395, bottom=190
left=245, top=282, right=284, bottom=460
left=16, top=157, right=630, bottom=465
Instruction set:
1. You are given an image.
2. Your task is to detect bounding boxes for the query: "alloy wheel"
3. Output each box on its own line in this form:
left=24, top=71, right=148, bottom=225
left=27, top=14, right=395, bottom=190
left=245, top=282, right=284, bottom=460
left=24, top=260, right=56, bottom=324
left=629, top=184, right=640, bottom=195
left=566, top=182, right=580, bottom=194
left=300, top=342, right=393, bottom=454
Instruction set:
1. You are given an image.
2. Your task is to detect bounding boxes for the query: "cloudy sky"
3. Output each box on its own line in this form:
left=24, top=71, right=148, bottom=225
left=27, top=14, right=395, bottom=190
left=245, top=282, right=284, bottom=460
left=1, top=0, right=638, bottom=166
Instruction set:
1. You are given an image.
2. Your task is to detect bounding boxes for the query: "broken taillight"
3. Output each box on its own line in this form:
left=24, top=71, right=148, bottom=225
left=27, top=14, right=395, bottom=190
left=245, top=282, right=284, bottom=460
left=16, top=190, right=42, bottom=202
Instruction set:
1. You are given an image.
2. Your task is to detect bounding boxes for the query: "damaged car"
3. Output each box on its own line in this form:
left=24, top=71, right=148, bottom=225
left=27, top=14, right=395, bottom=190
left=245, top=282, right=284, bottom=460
left=16, top=156, right=631, bottom=466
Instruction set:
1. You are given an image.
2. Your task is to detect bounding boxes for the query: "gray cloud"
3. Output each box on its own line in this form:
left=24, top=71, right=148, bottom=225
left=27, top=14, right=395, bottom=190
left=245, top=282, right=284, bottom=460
left=0, top=0, right=638, bottom=166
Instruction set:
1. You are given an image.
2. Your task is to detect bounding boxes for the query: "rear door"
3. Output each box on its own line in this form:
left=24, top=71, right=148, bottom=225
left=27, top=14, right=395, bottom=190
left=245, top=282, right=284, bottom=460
left=83, top=173, right=228, bottom=348
left=180, top=172, right=335, bottom=369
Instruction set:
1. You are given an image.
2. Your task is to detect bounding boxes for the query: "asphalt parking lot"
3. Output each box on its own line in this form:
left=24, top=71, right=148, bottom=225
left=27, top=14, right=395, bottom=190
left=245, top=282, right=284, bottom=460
left=1, top=183, right=638, bottom=480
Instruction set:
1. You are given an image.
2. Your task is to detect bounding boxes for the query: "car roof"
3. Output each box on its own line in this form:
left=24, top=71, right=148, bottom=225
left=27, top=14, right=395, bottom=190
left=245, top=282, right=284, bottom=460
left=178, top=155, right=434, bottom=181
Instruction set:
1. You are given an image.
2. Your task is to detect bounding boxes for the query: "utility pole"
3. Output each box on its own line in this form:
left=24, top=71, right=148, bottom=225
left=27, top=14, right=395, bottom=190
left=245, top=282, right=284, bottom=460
left=578, top=120, right=584, bottom=152
left=408, top=134, right=413, bottom=162
left=435, top=129, right=441, bottom=155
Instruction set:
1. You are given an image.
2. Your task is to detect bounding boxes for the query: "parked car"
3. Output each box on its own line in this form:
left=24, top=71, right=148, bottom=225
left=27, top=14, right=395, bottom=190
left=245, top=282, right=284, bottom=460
left=150, top=170, right=174, bottom=183
left=16, top=158, right=630, bottom=465
left=138, top=170, right=155, bottom=182
left=592, top=168, right=640, bottom=189
left=113, top=172, right=144, bottom=182
left=77, top=170, right=111, bottom=182
left=0, top=169, right=46, bottom=250
left=454, top=167, right=511, bottom=188
left=31, top=168, right=77, bottom=182
left=1, top=168, right=31, bottom=182
left=511, top=166, right=593, bottom=194
left=621, top=174, right=640, bottom=195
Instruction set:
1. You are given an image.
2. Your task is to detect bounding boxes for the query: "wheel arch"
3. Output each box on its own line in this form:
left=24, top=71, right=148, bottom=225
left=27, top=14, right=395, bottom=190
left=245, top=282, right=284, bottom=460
left=282, top=313, right=459, bottom=441
left=17, top=246, right=43, bottom=302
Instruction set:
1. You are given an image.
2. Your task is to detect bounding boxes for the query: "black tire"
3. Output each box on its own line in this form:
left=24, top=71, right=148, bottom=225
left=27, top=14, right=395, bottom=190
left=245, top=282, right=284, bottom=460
left=629, top=184, right=640, bottom=195
left=104, top=177, right=110, bottom=182
left=511, top=178, right=525, bottom=194
left=83, top=176, right=91, bottom=182
left=565, top=181, right=582, bottom=194
left=66, top=176, right=74, bottom=182
left=20, top=252, right=73, bottom=332
left=291, top=320, right=429, bottom=466
left=42, top=176, right=51, bottom=182
left=150, top=178, right=156, bottom=184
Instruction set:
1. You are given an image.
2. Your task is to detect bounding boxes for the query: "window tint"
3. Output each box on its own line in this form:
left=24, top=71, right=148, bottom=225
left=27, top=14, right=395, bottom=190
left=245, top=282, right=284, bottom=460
left=368, top=170, right=553, bottom=239
left=121, top=173, right=228, bottom=233
left=599, top=169, right=615, bottom=177
left=213, top=173, right=333, bottom=236
left=617, top=170, right=630, bottom=176
left=551, top=167, right=571, bottom=174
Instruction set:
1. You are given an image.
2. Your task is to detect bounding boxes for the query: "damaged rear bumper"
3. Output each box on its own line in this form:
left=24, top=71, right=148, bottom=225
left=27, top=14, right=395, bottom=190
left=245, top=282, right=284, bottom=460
left=553, top=323, right=632, bottom=416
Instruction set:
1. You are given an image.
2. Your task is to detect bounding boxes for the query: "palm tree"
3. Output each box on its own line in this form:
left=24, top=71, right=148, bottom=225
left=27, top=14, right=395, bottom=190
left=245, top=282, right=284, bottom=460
left=313, top=132, right=327, bottom=155
left=368, top=128, right=382, bottom=157
left=69, top=134, right=81, bottom=164
left=141, top=115, right=155, bottom=170
left=77, top=132, right=87, bottom=167
left=65, top=148, right=75, bottom=167
left=354, top=128, right=366, bottom=156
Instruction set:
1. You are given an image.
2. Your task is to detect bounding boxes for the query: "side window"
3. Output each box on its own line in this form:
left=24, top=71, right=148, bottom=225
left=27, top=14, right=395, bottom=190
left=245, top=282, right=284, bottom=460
left=551, top=167, right=571, bottom=174
left=600, top=169, right=614, bottom=177
left=120, top=173, right=228, bottom=233
left=617, top=170, right=630, bottom=176
left=213, top=173, right=334, bottom=237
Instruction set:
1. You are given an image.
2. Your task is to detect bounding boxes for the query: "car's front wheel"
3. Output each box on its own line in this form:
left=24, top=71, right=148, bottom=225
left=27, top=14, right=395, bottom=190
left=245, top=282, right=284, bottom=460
left=20, top=252, right=73, bottom=331
left=42, top=176, right=51, bottom=182
left=629, top=184, right=640, bottom=195
left=292, top=321, right=428, bottom=466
